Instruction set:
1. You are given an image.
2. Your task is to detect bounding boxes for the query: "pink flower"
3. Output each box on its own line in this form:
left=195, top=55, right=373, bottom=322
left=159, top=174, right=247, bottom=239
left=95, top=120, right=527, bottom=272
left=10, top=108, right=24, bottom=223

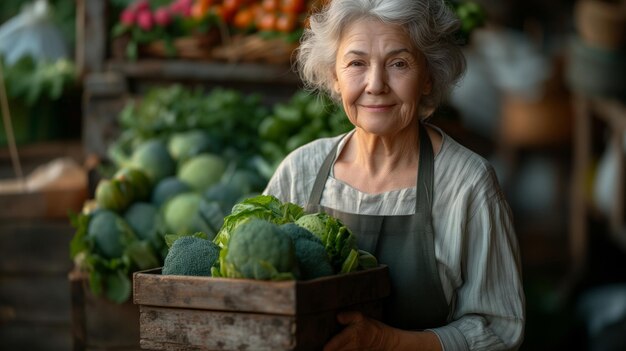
left=154, top=8, right=172, bottom=27
left=136, top=10, right=154, bottom=31
left=133, top=0, right=150, bottom=12
left=120, top=9, right=136, bottom=26
left=171, top=0, right=193, bottom=17
left=169, top=2, right=183, bottom=15
left=178, top=0, right=194, bottom=8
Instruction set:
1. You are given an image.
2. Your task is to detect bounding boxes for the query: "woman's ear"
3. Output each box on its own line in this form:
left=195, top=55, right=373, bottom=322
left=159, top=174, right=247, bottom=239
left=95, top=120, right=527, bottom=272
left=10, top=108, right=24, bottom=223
left=333, top=79, right=340, bottom=94
left=422, top=76, right=432, bottom=96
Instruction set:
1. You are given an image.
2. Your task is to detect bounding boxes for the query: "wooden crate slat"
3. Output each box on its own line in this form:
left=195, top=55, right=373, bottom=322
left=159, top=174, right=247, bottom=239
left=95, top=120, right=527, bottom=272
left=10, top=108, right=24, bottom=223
left=134, top=269, right=298, bottom=315
left=140, top=305, right=296, bottom=351
left=0, top=275, right=71, bottom=324
left=0, top=220, right=73, bottom=273
left=134, top=266, right=391, bottom=315
left=295, top=265, right=391, bottom=314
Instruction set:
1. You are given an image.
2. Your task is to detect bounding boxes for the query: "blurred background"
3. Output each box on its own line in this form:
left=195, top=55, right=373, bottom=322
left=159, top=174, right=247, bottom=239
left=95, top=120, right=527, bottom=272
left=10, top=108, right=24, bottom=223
left=0, top=0, right=624, bottom=350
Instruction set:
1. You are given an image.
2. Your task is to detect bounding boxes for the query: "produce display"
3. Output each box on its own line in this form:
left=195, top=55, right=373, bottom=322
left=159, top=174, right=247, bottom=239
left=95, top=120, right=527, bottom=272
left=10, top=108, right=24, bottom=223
left=70, top=145, right=241, bottom=302
left=70, top=84, right=353, bottom=303
left=163, top=194, right=379, bottom=281
left=111, top=0, right=316, bottom=60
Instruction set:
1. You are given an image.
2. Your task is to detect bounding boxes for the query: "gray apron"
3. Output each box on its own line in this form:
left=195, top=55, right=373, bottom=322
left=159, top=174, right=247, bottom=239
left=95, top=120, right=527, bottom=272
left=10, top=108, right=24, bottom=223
left=305, top=126, right=449, bottom=330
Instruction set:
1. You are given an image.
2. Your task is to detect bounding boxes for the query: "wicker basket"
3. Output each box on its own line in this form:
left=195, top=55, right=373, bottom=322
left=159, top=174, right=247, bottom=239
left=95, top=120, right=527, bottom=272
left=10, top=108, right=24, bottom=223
left=140, top=30, right=222, bottom=60
left=212, top=34, right=298, bottom=65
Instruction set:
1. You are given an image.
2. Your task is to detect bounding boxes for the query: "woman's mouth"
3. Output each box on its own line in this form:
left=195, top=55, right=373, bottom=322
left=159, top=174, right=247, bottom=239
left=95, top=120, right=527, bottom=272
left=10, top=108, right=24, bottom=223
left=361, top=104, right=395, bottom=112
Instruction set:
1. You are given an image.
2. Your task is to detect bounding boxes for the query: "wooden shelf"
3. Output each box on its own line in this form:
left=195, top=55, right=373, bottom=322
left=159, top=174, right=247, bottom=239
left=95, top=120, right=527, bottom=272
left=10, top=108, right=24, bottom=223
left=106, top=59, right=300, bottom=85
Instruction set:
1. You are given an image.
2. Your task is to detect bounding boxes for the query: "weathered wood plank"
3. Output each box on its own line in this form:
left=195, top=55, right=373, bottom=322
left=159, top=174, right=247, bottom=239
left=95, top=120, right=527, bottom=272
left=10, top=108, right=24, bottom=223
left=0, top=275, right=71, bottom=324
left=0, top=220, right=73, bottom=273
left=69, top=270, right=141, bottom=350
left=295, top=266, right=391, bottom=314
left=0, top=322, right=72, bottom=351
left=107, top=60, right=299, bottom=85
left=133, top=266, right=390, bottom=315
left=140, top=306, right=297, bottom=351
left=76, top=0, right=108, bottom=75
left=133, top=269, right=298, bottom=315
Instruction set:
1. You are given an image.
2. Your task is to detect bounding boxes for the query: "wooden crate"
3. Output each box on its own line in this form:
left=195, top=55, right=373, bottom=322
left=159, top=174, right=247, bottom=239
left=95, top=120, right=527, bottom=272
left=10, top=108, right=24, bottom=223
left=0, top=142, right=87, bottom=350
left=0, top=219, right=76, bottom=350
left=133, top=266, right=391, bottom=351
left=69, top=269, right=142, bottom=351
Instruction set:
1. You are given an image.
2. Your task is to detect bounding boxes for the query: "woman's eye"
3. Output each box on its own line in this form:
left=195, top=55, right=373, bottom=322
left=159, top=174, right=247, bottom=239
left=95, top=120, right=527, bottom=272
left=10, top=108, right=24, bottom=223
left=391, top=61, right=407, bottom=68
left=348, top=60, right=364, bottom=67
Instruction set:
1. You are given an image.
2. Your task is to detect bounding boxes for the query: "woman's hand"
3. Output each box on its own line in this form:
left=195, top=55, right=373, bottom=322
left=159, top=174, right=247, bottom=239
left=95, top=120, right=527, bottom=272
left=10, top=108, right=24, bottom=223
left=323, top=311, right=396, bottom=351
left=323, top=311, right=444, bottom=351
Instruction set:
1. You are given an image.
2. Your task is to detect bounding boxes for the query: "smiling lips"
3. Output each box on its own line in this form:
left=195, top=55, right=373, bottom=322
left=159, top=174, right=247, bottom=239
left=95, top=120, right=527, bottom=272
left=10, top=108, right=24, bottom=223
left=361, top=104, right=395, bottom=112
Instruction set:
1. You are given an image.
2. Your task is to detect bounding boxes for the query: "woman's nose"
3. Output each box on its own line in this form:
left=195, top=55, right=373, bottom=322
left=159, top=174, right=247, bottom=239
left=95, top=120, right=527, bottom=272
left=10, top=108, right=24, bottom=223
left=366, top=65, right=388, bottom=94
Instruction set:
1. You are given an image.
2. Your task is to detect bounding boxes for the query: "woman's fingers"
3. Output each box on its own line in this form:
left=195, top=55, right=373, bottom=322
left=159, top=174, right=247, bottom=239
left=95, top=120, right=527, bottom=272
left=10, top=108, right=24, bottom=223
left=336, top=310, right=364, bottom=325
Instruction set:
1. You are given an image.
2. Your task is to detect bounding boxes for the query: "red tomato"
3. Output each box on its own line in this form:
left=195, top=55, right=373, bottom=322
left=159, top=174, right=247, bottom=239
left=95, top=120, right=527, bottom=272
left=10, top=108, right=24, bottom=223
left=257, top=11, right=277, bottom=31
left=280, top=0, right=305, bottom=14
left=233, top=8, right=256, bottom=29
left=223, top=0, right=244, bottom=12
left=262, top=0, right=279, bottom=12
left=276, top=13, right=298, bottom=33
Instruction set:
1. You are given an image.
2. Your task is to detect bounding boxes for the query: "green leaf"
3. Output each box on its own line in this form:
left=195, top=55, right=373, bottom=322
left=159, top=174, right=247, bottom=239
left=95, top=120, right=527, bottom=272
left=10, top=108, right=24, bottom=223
left=340, top=249, right=360, bottom=274
left=126, top=40, right=138, bottom=60
left=89, top=269, right=103, bottom=297
left=358, top=249, right=378, bottom=269
left=105, top=270, right=132, bottom=303
left=111, top=23, right=129, bottom=37
left=125, top=241, right=160, bottom=270
left=69, top=212, right=91, bottom=258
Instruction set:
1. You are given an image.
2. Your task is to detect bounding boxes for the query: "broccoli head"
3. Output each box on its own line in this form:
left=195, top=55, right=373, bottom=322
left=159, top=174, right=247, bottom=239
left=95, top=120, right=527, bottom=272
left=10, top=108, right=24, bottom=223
left=280, top=223, right=333, bottom=280
left=220, top=219, right=298, bottom=280
left=162, top=236, right=220, bottom=276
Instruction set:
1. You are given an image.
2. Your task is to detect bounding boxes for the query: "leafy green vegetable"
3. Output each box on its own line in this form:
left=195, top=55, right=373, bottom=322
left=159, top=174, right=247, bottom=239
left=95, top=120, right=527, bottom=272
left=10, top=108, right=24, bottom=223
left=123, top=202, right=164, bottom=248
left=108, top=85, right=269, bottom=171
left=69, top=209, right=162, bottom=303
left=219, top=219, right=298, bottom=280
left=151, top=176, right=191, bottom=207
left=295, top=213, right=359, bottom=274
left=167, top=129, right=216, bottom=162
left=162, top=236, right=220, bottom=277
left=258, top=91, right=352, bottom=173
left=130, top=139, right=176, bottom=184
left=279, top=223, right=333, bottom=280
left=213, top=194, right=304, bottom=248
left=177, top=153, right=226, bottom=192
left=114, top=167, right=152, bottom=201
left=87, top=210, right=136, bottom=259
left=94, top=178, right=134, bottom=213
left=1, top=56, right=76, bottom=106
left=358, top=249, right=379, bottom=270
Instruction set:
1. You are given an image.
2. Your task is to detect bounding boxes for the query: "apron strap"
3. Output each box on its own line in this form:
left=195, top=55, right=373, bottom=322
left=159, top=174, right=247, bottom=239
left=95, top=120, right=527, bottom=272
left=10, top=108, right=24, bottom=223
left=308, top=138, right=340, bottom=206
left=416, top=124, right=434, bottom=216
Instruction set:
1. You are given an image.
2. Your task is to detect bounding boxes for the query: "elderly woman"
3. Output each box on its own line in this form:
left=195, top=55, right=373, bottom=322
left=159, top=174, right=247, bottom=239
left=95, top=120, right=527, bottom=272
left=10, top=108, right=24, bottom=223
left=263, top=0, right=525, bottom=350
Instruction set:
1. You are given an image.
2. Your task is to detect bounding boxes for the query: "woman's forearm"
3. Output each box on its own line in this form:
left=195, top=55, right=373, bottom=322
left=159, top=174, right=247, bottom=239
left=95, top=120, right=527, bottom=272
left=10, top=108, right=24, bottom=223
left=388, top=329, right=443, bottom=351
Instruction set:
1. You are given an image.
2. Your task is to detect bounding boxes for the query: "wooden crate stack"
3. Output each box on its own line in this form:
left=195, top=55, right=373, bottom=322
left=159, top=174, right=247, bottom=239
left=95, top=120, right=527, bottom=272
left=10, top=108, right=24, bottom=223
left=0, top=142, right=87, bottom=350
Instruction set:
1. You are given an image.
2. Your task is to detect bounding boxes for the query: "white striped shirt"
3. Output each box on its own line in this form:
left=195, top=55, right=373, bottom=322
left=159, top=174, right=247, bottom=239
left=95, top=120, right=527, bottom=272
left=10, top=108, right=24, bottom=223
left=263, top=126, right=526, bottom=351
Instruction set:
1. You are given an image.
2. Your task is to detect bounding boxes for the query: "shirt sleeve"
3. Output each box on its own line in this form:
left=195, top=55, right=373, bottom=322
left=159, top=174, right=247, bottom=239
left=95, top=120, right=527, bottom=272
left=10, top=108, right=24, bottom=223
left=430, top=186, right=525, bottom=351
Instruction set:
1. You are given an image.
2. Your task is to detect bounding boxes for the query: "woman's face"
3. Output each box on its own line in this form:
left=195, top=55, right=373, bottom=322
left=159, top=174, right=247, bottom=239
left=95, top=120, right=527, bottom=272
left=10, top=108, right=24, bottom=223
left=334, top=18, right=431, bottom=136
